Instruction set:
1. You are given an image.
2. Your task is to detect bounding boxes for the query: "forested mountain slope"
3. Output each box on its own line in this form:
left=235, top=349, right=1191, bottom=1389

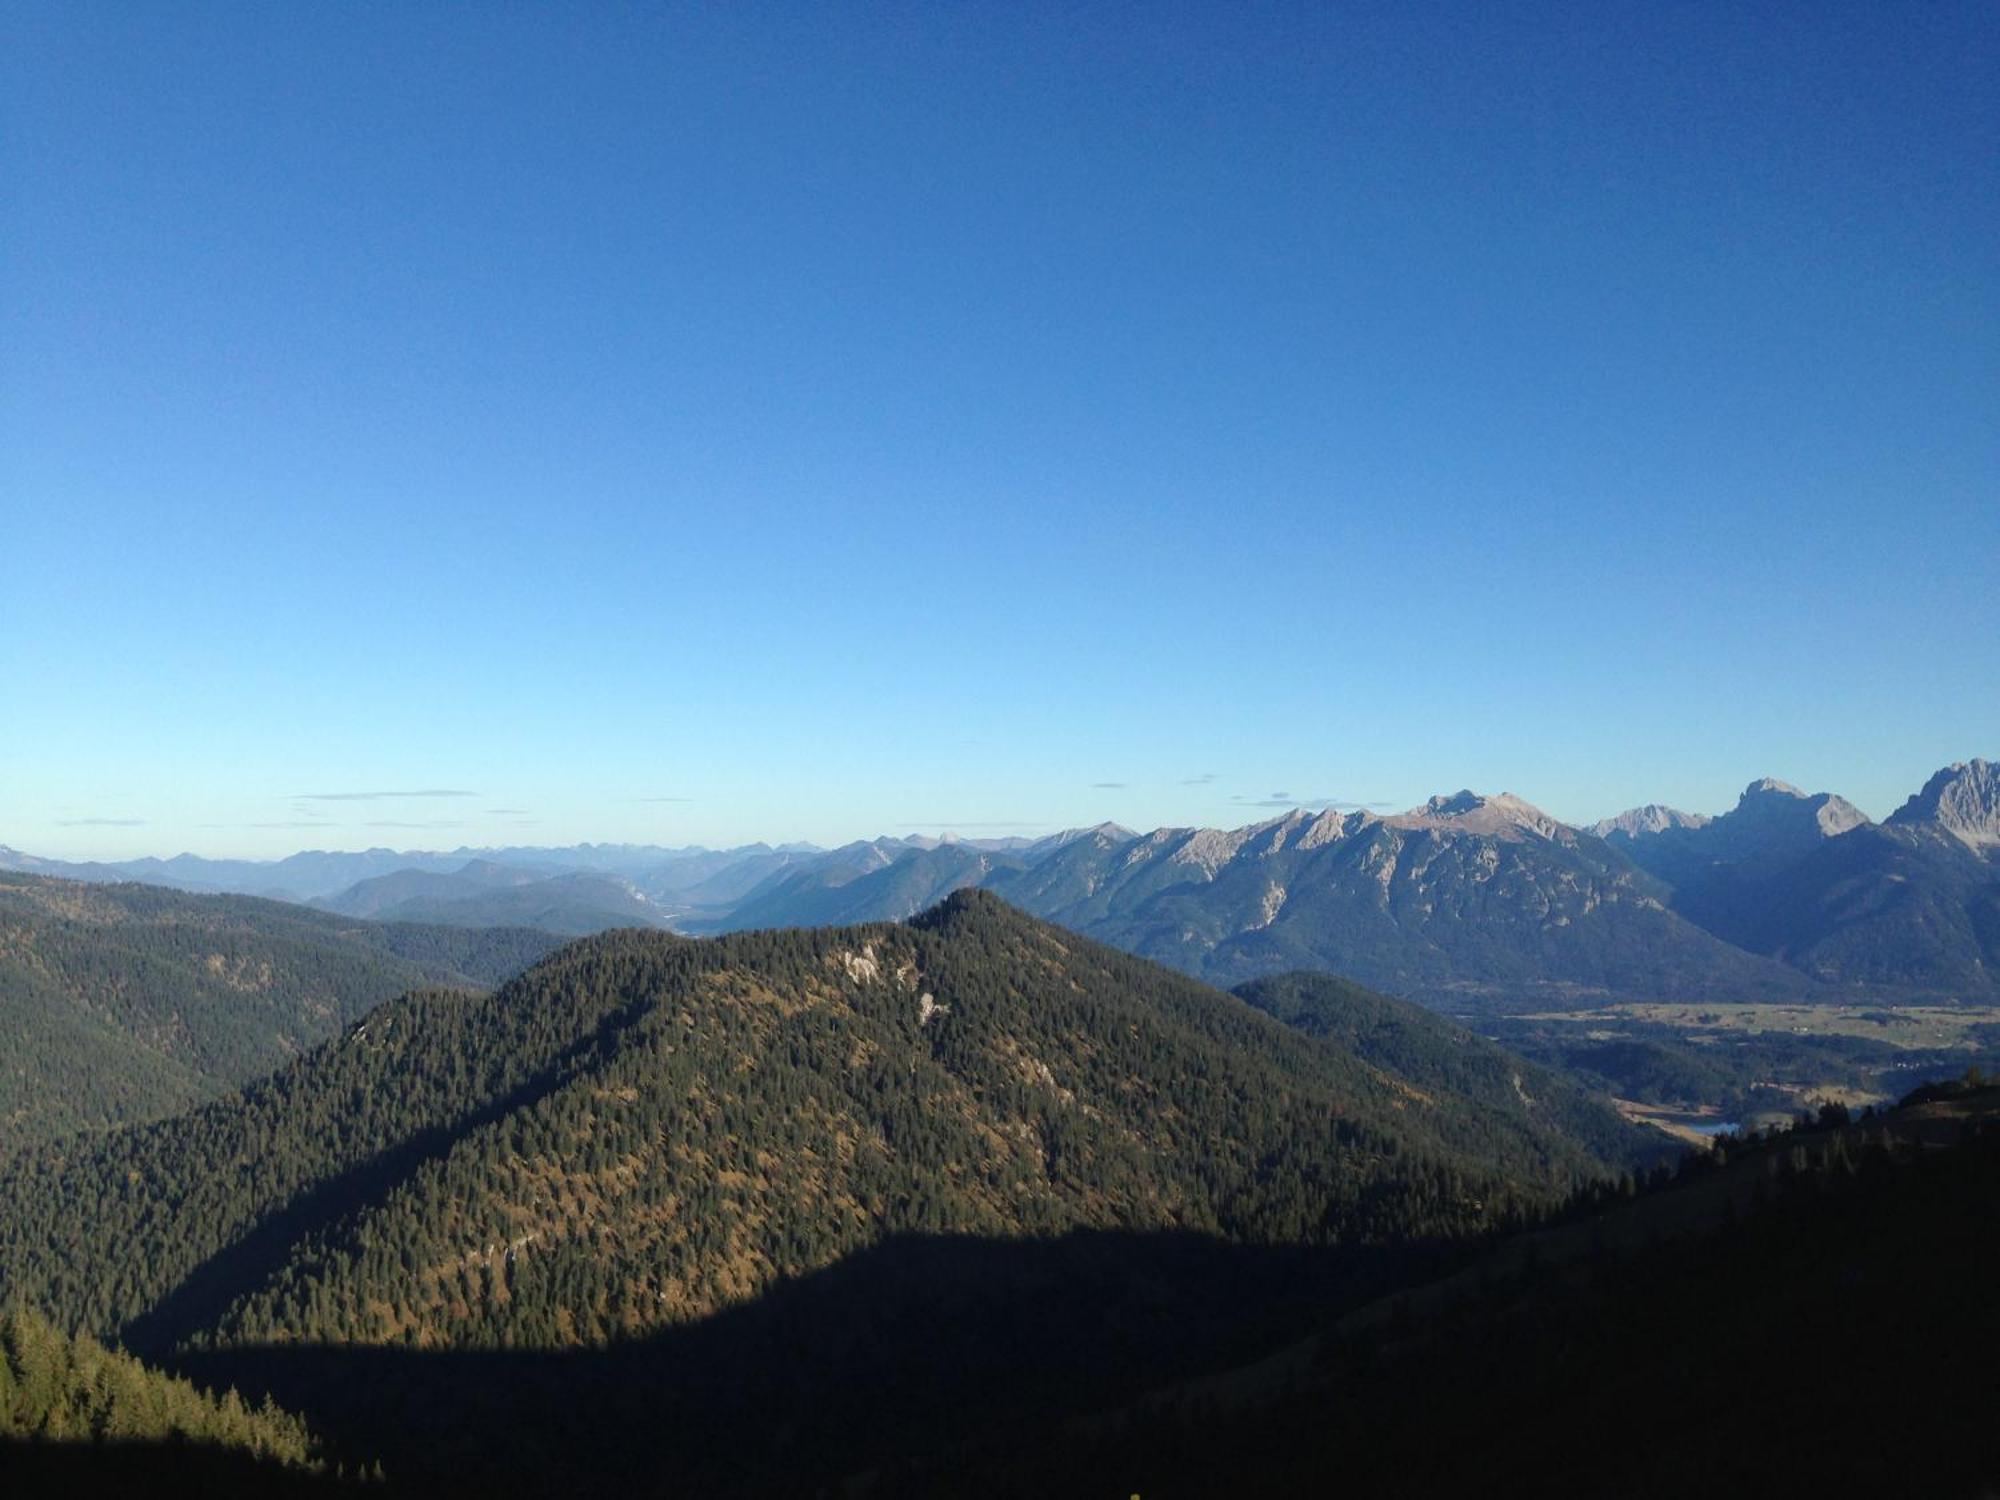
left=1234, top=971, right=1649, bottom=1171
left=0, top=891, right=1638, bottom=1360
left=0, top=1304, right=319, bottom=1462
left=0, top=872, right=562, bottom=1146
left=0, top=1304, right=340, bottom=1498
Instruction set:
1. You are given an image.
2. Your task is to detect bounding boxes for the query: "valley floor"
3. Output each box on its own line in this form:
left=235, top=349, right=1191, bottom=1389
left=1473, top=998, right=2000, bottom=1138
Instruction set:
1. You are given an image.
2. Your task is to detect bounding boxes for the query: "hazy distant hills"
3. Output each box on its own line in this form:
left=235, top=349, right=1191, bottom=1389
left=313, top=863, right=670, bottom=936
left=712, top=841, right=1028, bottom=933
left=306, top=859, right=543, bottom=918
left=0, top=846, right=474, bottom=903
left=0, top=872, right=562, bottom=1145
left=9, top=758, right=1994, bottom=1005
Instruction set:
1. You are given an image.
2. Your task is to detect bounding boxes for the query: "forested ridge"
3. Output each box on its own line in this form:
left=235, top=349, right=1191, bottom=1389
left=0, top=871, right=561, bottom=1146
left=0, top=889, right=1991, bottom=1494
left=1, top=892, right=1633, bottom=1359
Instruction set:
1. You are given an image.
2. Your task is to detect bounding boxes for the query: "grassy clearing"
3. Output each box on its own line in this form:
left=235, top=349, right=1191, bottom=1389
left=1519, top=1001, right=2000, bottom=1051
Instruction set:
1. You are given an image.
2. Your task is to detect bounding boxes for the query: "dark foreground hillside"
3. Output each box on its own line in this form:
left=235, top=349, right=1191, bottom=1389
left=918, top=1089, right=2000, bottom=1499
left=12, top=1092, right=1994, bottom=1497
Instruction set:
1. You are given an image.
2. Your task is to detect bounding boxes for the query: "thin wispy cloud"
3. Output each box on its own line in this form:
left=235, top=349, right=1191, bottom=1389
left=1179, top=773, right=1219, bottom=786
left=296, top=789, right=477, bottom=802
left=202, top=820, right=336, bottom=830
left=364, top=820, right=469, bottom=830
left=1230, top=792, right=1391, bottom=810
left=633, top=796, right=694, bottom=804
left=56, top=817, right=146, bottom=827
left=485, top=808, right=531, bottom=815
left=1091, top=781, right=1129, bottom=790
left=899, top=820, right=1049, bottom=830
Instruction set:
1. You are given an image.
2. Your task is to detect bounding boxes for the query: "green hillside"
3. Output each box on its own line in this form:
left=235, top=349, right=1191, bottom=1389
left=0, top=1303, right=323, bottom=1466
left=0, top=892, right=1636, bottom=1353
left=1234, top=970, right=1658, bottom=1173
left=3, top=889, right=1988, bottom=1495
left=0, top=871, right=562, bottom=1146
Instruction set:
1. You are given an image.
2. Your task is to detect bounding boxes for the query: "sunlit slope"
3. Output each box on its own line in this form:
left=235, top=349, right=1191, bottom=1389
left=1, top=891, right=1633, bottom=1356
left=0, top=870, right=562, bottom=1145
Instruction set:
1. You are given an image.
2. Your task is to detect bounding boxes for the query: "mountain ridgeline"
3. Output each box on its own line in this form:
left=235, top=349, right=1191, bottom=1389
left=1600, top=763, right=2000, bottom=993
left=985, top=802, right=1806, bottom=1001
left=10, top=758, right=1994, bottom=1005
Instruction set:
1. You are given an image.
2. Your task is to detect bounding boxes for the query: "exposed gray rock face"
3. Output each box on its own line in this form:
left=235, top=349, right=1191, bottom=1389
left=1387, top=791, right=1569, bottom=842
left=1590, top=805, right=1713, bottom=842
left=1711, top=778, right=1872, bottom=857
left=973, top=795, right=1803, bottom=1003
left=1887, top=759, right=2000, bottom=853
left=1598, top=764, right=1997, bottom=993
left=1588, top=779, right=1868, bottom=897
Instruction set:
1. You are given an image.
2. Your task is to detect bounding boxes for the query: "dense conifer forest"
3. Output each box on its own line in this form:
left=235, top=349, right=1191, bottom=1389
left=1, top=888, right=1991, bottom=1495
left=920, top=1087, right=2000, bottom=1498
left=1, top=892, right=1643, bottom=1357
left=1233, top=970, right=1651, bottom=1169
left=0, top=871, right=561, bottom=1145
left=0, top=1304, right=320, bottom=1462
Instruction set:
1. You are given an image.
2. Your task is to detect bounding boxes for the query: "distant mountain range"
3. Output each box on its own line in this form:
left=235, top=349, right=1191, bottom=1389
left=7, top=758, right=1994, bottom=1003
left=310, top=862, right=668, bottom=936
left=1597, top=763, right=2000, bottom=994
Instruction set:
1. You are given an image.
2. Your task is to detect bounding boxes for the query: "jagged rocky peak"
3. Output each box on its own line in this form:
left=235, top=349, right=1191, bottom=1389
left=1298, top=806, right=1362, bottom=849
left=1887, top=759, right=2000, bottom=852
left=1067, top=821, right=1136, bottom=846
left=1590, top=805, right=1713, bottom=841
left=1732, top=777, right=1871, bottom=838
left=1029, top=822, right=1137, bottom=857
left=1392, top=790, right=1567, bottom=841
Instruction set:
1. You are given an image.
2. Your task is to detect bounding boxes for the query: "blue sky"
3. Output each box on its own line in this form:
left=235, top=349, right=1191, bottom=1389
left=4, top=1, right=1995, bottom=858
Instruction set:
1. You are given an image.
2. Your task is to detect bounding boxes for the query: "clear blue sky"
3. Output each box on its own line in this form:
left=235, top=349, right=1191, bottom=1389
left=4, top=2, right=1995, bottom=858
